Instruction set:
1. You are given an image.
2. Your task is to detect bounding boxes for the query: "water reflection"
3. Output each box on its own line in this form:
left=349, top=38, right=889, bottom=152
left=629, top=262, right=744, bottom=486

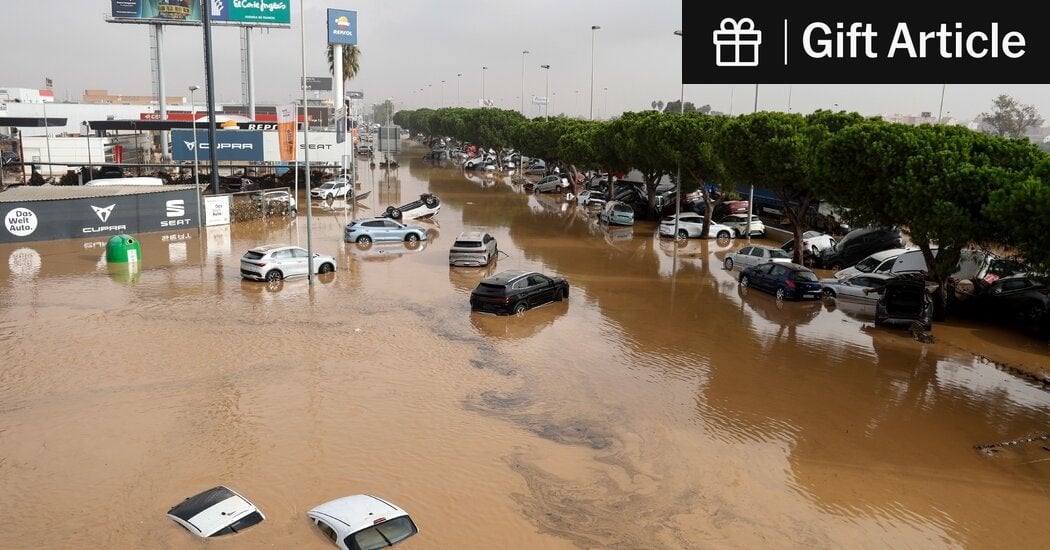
left=469, top=300, right=569, bottom=340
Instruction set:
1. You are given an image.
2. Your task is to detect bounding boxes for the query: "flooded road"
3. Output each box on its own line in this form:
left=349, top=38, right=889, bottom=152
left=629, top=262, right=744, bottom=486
left=2, top=142, right=1049, bottom=548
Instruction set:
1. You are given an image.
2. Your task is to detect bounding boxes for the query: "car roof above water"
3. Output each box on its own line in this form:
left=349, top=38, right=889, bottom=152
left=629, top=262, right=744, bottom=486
left=482, top=269, right=533, bottom=285
left=455, top=231, right=488, bottom=241
left=247, top=243, right=291, bottom=254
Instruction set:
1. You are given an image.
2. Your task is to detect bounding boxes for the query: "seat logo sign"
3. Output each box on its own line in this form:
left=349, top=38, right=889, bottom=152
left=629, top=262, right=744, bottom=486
left=92, top=204, right=116, bottom=223
left=166, top=200, right=185, bottom=217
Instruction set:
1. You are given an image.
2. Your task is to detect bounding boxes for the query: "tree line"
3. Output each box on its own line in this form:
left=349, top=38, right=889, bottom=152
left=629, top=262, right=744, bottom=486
left=393, top=106, right=1050, bottom=314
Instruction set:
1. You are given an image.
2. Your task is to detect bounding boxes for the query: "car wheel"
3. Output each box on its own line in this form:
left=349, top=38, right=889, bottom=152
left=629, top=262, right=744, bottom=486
left=513, top=302, right=528, bottom=314
left=740, top=275, right=749, bottom=287
left=717, top=230, right=731, bottom=240
left=325, top=195, right=334, bottom=206
left=822, top=288, right=835, bottom=298
left=405, top=232, right=420, bottom=244
left=1026, top=301, right=1047, bottom=322
left=724, top=257, right=734, bottom=270
left=391, top=208, right=403, bottom=219
left=356, top=235, right=372, bottom=245
left=266, top=270, right=283, bottom=282
left=776, top=287, right=787, bottom=300
left=318, top=262, right=334, bottom=274
left=562, top=287, right=570, bottom=299
left=677, top=229, right=688, bottom=240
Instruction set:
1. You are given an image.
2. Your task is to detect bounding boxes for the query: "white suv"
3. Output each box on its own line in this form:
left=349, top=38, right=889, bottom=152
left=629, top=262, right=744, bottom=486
left=449, top=231, right=498, bottom=266
left=311, top=179, right=352, bottom=201
left=240, top=244, right=337, bottom=282
left=719, top=214, right=765, bottom=237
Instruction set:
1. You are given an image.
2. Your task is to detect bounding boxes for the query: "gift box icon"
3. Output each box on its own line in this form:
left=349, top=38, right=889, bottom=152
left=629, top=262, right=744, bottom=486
left=713, top=18, right=762, bottom=67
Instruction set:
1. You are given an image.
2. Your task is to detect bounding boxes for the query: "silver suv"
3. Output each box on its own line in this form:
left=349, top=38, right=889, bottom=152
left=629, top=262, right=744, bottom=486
left=449, top=231, right=498, bottom=266
left=240, top=244, right=337, bottom=282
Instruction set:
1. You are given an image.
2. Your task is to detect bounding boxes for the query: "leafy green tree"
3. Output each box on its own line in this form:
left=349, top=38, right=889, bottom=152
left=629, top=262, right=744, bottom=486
left=326, top=44, right=360, bottom=87
left=986, top=156, right=1050, bottom=273
left=715, top=112, right=815, bottom=261
left=676, top=113, right=728, bottom=237
left=979, top=94, right=1044, bottom=138
left=607, top=111, right=679, bottom=218
left=816, top=121, right=1043, bottom=317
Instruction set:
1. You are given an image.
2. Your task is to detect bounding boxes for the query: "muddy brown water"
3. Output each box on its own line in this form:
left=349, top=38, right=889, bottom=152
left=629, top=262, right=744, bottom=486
left=2, top=143, right=1049, bottom=549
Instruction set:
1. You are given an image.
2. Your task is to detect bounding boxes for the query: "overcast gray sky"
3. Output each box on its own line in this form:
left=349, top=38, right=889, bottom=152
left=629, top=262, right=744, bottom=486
left=6, top=0, right=1049, bottom=122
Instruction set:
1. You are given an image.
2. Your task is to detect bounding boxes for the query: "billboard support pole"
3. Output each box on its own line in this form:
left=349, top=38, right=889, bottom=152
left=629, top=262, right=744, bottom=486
left=202, top=0, right=220, bottom=195
left=155, top=24, right=170, bottom=164
left=300, top=0, right=315, bottom=284
left=246, top=27, right=257, bottom=121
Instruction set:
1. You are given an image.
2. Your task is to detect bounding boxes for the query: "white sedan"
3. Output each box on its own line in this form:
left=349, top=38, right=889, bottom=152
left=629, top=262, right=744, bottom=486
left=781, top=231, right=837, bottom=257
left=719, top=214, right=766, bottom=237
left=659, top=213, right=734, bottom=240
left=723, top=245, right=792, bottom=271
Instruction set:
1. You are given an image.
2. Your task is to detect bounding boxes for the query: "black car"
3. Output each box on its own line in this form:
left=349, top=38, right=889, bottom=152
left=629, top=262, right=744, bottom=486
left=470, top=269, right=569, bottom=315
left=870, top=273, right=933, bottom=330
left=739, top=262, right=823, bottom=300
left=95, top=165, right=125, bottom=179
left=967, top=275, right=1048, bottom=325
left=814, top=226, right=904, bottom=270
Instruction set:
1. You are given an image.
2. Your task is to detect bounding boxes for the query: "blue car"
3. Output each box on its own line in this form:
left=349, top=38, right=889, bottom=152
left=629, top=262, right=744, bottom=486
left=739, top=262, right=823, bottom=300
left=344, top=217, right=429, bottom=245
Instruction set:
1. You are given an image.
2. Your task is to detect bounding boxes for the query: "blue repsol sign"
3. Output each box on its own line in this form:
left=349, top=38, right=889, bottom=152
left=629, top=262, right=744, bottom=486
left=172, top=130, right=264, bottom=162
left=327, top=9, right=357, bottom=45
left=1, top=189, right=199, bottom=243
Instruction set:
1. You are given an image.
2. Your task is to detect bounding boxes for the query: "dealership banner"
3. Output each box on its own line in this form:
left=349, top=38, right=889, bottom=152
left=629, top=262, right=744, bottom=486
left=263, top=131, right=344, bottom=163
left=276, top=104, right=297, bottom=161
left=328, top=9, right=357, bottom=45
left=110, top=0, right=291, bottom=27
left=172, top=130, right=264, bottom=162
left=2, top=189, right=200, bottom=243
left=682, top=3, right=1050, bottom=83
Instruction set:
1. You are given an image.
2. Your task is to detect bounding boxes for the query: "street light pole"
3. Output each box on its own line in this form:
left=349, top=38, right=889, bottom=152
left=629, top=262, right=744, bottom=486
left=937, top=83, right=947, bottom=124
left=673, top=30, right=683, bottom=241
left=590, top=25, right=600, bottom=120
left=603, top=87, right=608, bottom=119
left=482, top=66, right=488, bottom=106
left=540, top=64, right=550, bottom=120
left=441, top=80, right=446, bottom=107
left=189, top=85, right=201, bottom=234
left=298, top=0, right=315, bottom=284
left=521, top=50, right=529, bottom=115
left=457, top=73, right=462, bottom=107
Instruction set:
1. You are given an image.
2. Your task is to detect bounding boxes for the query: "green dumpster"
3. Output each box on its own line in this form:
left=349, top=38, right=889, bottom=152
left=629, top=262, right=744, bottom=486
left=106, top=234, right=142, bottom=263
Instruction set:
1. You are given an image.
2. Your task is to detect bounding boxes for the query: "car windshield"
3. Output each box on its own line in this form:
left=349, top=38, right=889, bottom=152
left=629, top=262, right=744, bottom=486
left=349, top=517, right=417, bottom=550
left=854, top=256, right=882, bottom=273
left=320, top=183, right=335, bottom=189
left=770, top=249, right=791, bottom=259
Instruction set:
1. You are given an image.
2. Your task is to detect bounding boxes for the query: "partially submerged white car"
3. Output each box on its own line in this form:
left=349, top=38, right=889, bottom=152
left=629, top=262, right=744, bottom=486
left=308, top=494, right=419, bottom=550
left=382, top=193, right=441, bottom=220
left=167, top=486, right=265, bottom=538
left=312, top=179, right=353, bottom=201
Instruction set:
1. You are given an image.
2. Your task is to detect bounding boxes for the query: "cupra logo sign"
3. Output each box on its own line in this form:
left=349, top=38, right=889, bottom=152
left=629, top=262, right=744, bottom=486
left=92, top=204, right=116, bottom=223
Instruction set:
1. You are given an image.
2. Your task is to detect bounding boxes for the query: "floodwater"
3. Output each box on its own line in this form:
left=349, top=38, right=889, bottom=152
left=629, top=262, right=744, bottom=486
left=2, top=143, right=1049, bottom=549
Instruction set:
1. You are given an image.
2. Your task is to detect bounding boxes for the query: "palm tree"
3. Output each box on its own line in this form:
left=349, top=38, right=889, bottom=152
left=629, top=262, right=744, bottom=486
left=326, top=44, right=361, bottom=87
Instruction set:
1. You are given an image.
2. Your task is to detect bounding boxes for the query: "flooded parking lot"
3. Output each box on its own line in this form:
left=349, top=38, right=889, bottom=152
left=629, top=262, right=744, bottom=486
left=2, top=143, right=1049, bottom=548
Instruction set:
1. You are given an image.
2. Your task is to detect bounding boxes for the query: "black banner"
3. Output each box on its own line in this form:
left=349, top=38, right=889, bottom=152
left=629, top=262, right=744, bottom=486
left=683, top=4, right=1050, bottom=83
left=2, top=189, right=200, bottom=243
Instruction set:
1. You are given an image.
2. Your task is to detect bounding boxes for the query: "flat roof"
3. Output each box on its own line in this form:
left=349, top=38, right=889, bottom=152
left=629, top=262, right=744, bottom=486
left=0, top=184, right=198, bottom=203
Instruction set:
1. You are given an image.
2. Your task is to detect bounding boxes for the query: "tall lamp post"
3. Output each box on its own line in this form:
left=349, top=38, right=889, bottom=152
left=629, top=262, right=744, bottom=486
left=540, top=64, right=551, bottom=120
left=590, top=25, right=600, bottom=120
left=441, top=80, right=446, bottom=108
left=603, top=87, right=609, bottom=119
left=673, top=30, right=683, bottom=241
left=189, top=85, right=202, bottom=233
left=457, top=73, right=462, bottom=107
left=521, top=50, right=529, bottom=115
left=482, top=66, right=488, bottom=106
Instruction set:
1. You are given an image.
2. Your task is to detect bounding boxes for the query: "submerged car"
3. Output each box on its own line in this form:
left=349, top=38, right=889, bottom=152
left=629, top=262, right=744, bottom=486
left=739, top=262, right=823, bottom=301
left=781, top=231, right=837, bottom=257
left=870, top=273, right=934, bottom=330
left=311, top=179, right=353, bottom=201
left=532, top=174, right=570, bottom=193
left=470, top=269, right=569, bottom=315
left=814, top=226, right=904, bottom=270
left=659, top=212, right=733, bottom=240
left=719, top=214, right=765, bottom=237
left=308, top=494, right=418, bottom=550
left=449, top=231, right=498, bottom=266
left=167, top=486, right=265, bottom=538
left=250, top=190, right=297, bottom=214
left=344, top=217, right=429, bottom=245
left=819, top=273, right=896, bottom=304
left=723, top=245, right=792, bottom=271
left=381, top=193, right=441, bottom=220
left=834, top=248, right=910, bottom=280
left=598, top=200, right=635, bottom=226
left=966, top=274, right=1049, bottom=325
left=240, top=244, right=337, bottom=282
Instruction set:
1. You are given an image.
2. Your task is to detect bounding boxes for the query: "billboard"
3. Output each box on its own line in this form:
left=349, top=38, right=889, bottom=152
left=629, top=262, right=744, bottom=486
left=110, top=0, right=291, bottom=27
left=1, top=189, right=200, bottom=243
left=276, top=104, right=297, bottom=161
left=172, top=130, right=264, bottom=161
left=305, top=77, right=333, bottom=91
left=327, top=9, right=357, bottom=45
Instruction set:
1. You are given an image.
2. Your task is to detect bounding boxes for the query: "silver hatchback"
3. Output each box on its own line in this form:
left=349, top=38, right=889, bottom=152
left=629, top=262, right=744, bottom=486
left=449, top=231, right=498, bottom=266
left=240, top=244, right=337, bottom=282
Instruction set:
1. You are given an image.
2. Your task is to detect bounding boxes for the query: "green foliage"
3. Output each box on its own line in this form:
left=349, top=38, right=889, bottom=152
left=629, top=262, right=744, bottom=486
left=986, top=156, right=1050, bottom=272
